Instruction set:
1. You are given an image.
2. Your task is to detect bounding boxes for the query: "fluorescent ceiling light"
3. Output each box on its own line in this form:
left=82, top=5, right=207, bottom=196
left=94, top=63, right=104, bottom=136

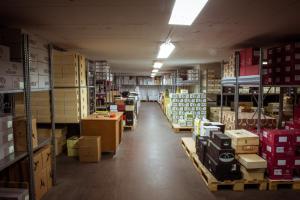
left=262, top=61, right=268, bottom=65
left=153, top=62, right=163, bottom=69
left=157, top=42, right=175, bottom=59
left=152, top=69, right=159, bottom=73
left=169, top=0, right=209, bottom=26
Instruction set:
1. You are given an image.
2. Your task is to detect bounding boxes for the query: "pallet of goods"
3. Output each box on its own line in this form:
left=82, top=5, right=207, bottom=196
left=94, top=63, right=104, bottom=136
left=166, top=93, right=207, bottom=132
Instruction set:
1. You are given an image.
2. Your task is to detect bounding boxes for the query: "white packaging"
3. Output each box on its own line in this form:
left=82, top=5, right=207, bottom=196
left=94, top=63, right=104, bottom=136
left=0, top=75, right=24, bottom=91
left=30, top=75, right=39, bottom=89
left=0, top=45, right=10, bottom=61
left=0, top=61, right=23, bottom=76
left=38, top=62, right=49, bottom=75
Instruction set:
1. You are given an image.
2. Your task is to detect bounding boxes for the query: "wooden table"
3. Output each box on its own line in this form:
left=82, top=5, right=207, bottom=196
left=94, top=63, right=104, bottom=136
left=80, top=112, right=123, bottom=154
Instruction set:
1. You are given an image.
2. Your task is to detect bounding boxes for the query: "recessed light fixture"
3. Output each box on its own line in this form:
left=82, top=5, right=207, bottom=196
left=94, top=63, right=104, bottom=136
left=152, top=69, right=159, bottom=73
left=169, top=0, right=209, bottom=26
left=157, top=41, right=175, bottom=59
left=153, top=62, right=163, bottom=69
left=262, top=61, right=268, bottom=65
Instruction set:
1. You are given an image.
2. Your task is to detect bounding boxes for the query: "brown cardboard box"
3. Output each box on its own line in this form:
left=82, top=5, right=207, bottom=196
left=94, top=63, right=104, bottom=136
left=34, top=168, right=47, bottom=200
left=33, top=152, right=43, bottom=176
left=40, top=145, right=51, bottom=169
left=46, top=166, right=52, bottom=191
left=79, top=136, right=101, bottom=162
left=13, top=117, right=38, bottom=151
left=237, top=154, right=267, bottom=169
left=240, top=166, right=265, bottom=181
left=225, top=129, right=259, bottom=146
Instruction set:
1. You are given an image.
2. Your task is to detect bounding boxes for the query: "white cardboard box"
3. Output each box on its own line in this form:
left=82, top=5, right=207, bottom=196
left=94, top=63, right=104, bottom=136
left=0, top=61, right=23, bottom=76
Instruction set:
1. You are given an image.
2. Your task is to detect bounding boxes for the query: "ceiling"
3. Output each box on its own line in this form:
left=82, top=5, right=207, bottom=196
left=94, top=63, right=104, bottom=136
left=1, top=0, right=300, bottom=73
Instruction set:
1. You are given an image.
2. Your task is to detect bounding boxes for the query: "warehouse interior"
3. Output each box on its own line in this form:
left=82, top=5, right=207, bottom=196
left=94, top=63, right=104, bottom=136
left=1, top=0, right=300, bottom=199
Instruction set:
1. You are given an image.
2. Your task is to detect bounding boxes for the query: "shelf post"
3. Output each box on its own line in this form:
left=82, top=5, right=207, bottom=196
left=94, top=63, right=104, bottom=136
left=22, top=34, right=36, bottom=200
left=234, top=52, right=240, bottom=129
left=277, top=87, right=284, bottom=128
left=220, top=61, right=224, bottom=123
left=257, top=48, right=263, bottom=133
left=48, top=44, right=57, bottom=185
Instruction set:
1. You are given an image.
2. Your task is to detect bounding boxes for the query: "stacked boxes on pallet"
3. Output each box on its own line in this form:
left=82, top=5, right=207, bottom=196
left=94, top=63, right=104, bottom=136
left=225, top=129, right=267, bottom=181
left=167, top=93, right=206, bottom=127
left=208, top=106, right=230, bottom=122
left=223, top=53, right=235, bottom=78
left=195, top=122, right=242, bottom=181
left=264, top=42, right=300, bottom=85
left=239, top=48, right=260, bottom=76
left=53, top=51, right=88, bottom=123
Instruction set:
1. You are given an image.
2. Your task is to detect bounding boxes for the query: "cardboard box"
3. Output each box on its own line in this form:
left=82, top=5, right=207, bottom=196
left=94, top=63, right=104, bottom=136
left=79, top=136, right=101, bottom=162
left=237, top=154, right=267, bottom=169
left=0, top=45, right=10, bottom=61
left=225, top=129, right=259, bottom=146
left=240, top=166, right=265, bottom=181
left=34, top=168, right=47, bottom=200
left=40, top=145, right=51, bottom=168
left=0, top=114, right=13, bottom=131
left=13, top=117, right=38, bottom=152
left=67, top=136, right=79, bottom=157
left=0, top=75, right=24, bottom=91
left=0, top=61, right=22, bottom=76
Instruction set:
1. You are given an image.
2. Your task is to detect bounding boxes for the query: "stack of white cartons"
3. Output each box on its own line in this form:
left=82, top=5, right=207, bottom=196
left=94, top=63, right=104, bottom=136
left=169, top=93, right=207, bottom=127
left=0, top=45, right=24, bottom=91
left=187, top=69, right=199, bottom=81
left=29, top=34, right=50, bottom=89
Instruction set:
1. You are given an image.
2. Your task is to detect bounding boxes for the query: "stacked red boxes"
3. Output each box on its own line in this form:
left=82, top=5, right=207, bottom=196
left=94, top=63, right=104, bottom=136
left=261, top=129, right=294, bottom=179
left=282, top=42, right=300, bottom=85
left=293, top=130, right=300, bottom=175
left=239, top=48, right=260, bottom=76
left=266, top=47, right=284, bottom=85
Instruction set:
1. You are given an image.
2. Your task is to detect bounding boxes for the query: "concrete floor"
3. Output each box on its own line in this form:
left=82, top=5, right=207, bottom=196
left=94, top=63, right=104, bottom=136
left=43, top=103, right=300, bottom=200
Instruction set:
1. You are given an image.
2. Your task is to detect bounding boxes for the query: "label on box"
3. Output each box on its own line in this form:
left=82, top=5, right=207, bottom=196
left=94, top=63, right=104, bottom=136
left=297, top=136, right=300, bottom=142
left=263, top=131, right=268, bottom=138
left=7, top=120, right=12, bottom=129
left=277, top=160, right=286, bottom=166
left=278, top=136, right=287, bottom=143
left=284, top=66, right=291, bottom=72
left=286, top=56, right=291, bottom=61
left=295, top=160, right=300, bottom=166
left=7, top=134, right=13, bottom=141
left=275, top=67, right=281, bottom=73
left=9, top=145, right=14, bottom=154
left=296, top=64, right=300, bottom=70
left=277, top=57, right=282, bottom=63
left=274, top=169, right=282, bottom=175
left=267, top=145, right=272, bottom=152
left=276, top=147, right=284, bottom=153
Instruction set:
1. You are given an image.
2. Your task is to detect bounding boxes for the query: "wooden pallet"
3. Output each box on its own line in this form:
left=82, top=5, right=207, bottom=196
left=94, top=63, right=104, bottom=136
left=173, top=124, right=193, bottom=133
left=181, top=137, right=267, bottom=191
left=181, top=137, right=196, bottom=159
left=268, top=179, right=300, bottom=190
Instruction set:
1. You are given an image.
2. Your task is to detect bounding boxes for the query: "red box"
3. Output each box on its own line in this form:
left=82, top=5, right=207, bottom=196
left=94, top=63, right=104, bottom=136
left=117, top=104, right=125, bottom=111
left=245, top=48, right=260, bottom=66
left=294, top=106, right=300, bottom=122
left=265, top=144, right=294, bottom=157
left=267, top=167, right=293, bottom=180
left=262, top=129, right=293, bottom=146
left=284, top=42, right=300, bottom=53
left=262, top=75, right=273, bottom=85
left=294, top=130, right=300, bottom=145
left=284, top=53, right=300, bottom=64
left=239, top=65, right=259, bottom=76
left=294, top=156, right=300, bottom=168
left=240, top=49, right=246, bottom=67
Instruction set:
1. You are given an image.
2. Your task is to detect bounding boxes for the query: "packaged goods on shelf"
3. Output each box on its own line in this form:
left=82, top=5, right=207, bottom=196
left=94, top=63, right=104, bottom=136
left=0, top=115, right=14, bottom=160
left=239, top=48, right=260, bottom=76
left=13, top=117, right=38, bottom=152
left=208, top=106, right=230, bottom=122
left=222, top=111, right=276, bottom=130
left=79, top=136, right=101, bottom=162
left=0, top=60, right=24, bottom=91
left=54, top=88, right=88, bottom=123
left=67, top=136, right=79, bottom=157
left=53, top=51, right=86, bottom=87
left=37, top=128, right=67, bottom=156
left=187, top=69, right=199, bottom=81
left=168, top=93, right=207, bottom=127
left=225, top=129, right=259, bottom=154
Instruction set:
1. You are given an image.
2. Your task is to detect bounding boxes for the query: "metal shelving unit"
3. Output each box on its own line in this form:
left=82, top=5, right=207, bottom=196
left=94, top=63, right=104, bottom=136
left=220, top=49, right=300, bottom=131
left=86, top=60, right=96, bottom=114
left=0, top=33, right=56, bottom=200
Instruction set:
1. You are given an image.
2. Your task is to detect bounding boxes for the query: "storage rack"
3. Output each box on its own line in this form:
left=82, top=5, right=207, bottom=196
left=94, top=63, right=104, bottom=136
left=220, top=49, right=300, bottom=132
left=86, top=60, right=96, bottom=114
left=0, top=34, right=56, bottom=200
left=175, top=68, right=201, bottom=93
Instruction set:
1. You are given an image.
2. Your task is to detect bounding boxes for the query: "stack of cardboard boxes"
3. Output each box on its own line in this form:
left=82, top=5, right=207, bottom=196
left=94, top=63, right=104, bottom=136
left=264, top=42, right=300, bottom=85
left=0, top=115, right=14, bottom=160
left=208, top=106, right=230, bottom=122
left=167, top=93, right=207, bottom=127
left=79, top=136, right=101, bottom=162
left=223, top=53, right=235, bottom=78
left=53, top=51, right=88, bottom=123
